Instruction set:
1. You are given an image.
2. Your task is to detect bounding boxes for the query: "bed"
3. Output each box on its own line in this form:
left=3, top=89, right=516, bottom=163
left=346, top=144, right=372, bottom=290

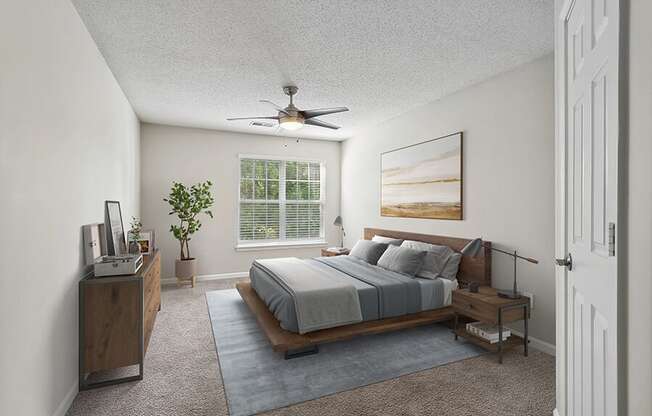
left=236, top=228, right=491, bottom=358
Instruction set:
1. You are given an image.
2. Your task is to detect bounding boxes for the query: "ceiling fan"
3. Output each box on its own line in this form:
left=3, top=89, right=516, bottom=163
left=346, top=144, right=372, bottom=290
left=227, top=86, right=349, bottom=130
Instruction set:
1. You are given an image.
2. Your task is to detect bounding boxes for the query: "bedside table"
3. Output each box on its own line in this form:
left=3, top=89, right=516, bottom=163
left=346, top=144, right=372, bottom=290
left=452, top=286, right=530, bottom=363
left=321, top=248, right=350, bottom=257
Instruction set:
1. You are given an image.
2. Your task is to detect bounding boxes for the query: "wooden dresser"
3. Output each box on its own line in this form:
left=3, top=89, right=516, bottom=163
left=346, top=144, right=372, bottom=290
left=79, top=250, right=161, bottom=390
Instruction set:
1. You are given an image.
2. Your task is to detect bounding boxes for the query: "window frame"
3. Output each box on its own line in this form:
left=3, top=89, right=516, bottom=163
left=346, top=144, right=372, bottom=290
left=235, top=154, right=327, bottom=250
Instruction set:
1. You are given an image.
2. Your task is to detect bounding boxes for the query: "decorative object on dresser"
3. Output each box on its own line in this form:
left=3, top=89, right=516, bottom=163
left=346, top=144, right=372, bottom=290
left=321, top=247, right=350, bottom=257
left=452, top=286, right=529, bottom=363
left=137, top=229, right=156, bottom=255
left=461, top=238, right=539, bottom=299
left=164, top=180, right=214, bottom=288
left=127, top=216, right=143, bottom=255
left=381, top=132, right=463, bottom=220
left=83, top=222, right=143, bottom=277
left=79, top=249, right=161, bottom=390
left=333, top=215, right=345, bottom=247
left=105, top=200, right=128, bottom=255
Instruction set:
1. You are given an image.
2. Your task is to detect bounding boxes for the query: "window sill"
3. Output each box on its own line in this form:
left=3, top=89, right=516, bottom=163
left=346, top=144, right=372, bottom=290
left=235, top=240, right=328, bottom=252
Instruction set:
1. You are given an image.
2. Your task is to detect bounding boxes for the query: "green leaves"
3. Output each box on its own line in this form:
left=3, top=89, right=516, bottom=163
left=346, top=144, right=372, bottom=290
left=164, top=180, right=215, bottom=259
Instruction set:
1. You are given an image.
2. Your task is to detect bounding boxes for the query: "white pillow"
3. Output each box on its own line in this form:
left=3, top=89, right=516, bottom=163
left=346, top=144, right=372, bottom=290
left=400, top=240, right=458, bottom=280
left=371, top=235, right=404, bottom=246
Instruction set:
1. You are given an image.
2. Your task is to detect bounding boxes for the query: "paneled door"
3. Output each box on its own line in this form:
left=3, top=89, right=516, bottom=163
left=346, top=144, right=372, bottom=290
left=557, top=0, right=620, bottom=415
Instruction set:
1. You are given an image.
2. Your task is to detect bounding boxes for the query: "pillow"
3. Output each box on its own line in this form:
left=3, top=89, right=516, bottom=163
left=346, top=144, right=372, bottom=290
left=349, top=240, right=388, bottom=265
left=439, top=252, right=463, bottom=280
left=400, top=240, right=456, bottom=280
left=371, top=235, right=404, bottom=246
left=376, top=245, right=426, bottom=276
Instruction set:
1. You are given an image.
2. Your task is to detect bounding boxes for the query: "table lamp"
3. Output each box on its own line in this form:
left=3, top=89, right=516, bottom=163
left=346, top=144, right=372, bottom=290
left=460, top=238, right=538, bottom=299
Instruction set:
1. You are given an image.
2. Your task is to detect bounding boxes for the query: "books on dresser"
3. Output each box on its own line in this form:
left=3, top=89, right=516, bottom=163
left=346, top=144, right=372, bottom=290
left=466, top=322, right=511, bottom=343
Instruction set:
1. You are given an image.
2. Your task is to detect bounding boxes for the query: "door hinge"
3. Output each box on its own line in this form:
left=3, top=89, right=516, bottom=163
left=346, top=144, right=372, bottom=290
left=608, top=222, right=616, bottom=256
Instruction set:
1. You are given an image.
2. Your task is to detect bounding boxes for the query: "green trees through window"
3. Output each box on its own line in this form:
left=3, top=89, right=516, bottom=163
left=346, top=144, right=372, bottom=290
left=239, top=158, right=323, bottom=243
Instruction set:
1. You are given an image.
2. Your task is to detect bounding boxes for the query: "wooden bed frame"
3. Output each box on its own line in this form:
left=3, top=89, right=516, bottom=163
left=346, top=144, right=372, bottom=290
left=236, top=228, right=492, bottom=358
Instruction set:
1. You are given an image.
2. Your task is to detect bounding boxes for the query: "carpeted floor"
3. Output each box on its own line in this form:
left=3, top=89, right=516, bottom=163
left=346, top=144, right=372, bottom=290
left=68, top=279, right=555, bottom=416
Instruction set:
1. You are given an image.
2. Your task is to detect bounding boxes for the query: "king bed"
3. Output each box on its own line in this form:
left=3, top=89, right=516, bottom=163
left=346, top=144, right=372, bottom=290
left=236, top=228, right=492, bottom=358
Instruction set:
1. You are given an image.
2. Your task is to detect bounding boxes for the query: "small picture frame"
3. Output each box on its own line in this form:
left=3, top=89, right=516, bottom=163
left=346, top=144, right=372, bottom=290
left=137, top=229, right=155, bottom=255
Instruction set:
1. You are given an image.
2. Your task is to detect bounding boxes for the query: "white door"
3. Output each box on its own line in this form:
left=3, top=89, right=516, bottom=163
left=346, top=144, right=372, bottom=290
left=557, top=0, right=620, bottom=415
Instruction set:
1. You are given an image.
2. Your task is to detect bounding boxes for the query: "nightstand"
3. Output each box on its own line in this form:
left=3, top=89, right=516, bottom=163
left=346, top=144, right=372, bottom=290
left=452, top=286, right=530, bottom=363
left=321, top=248, right=350, bottom=257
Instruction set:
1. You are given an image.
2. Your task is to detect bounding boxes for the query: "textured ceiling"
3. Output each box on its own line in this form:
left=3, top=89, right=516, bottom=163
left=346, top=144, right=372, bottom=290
left=72, top=0, right=553, bottom=140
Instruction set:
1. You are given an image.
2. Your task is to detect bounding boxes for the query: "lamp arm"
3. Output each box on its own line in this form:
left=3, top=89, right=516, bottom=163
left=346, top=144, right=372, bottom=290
left=482, top=244, right=539, bottom=264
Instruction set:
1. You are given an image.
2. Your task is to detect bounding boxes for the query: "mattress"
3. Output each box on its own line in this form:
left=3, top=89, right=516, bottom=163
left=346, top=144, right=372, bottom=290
left=250, top=255, right=457, bottom=333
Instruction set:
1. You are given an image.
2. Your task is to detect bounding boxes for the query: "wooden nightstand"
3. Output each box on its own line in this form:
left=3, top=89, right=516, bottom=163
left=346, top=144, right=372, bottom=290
left=452, top=286, right=530, bottom=363
left=321, top=248, right=350, bottom=257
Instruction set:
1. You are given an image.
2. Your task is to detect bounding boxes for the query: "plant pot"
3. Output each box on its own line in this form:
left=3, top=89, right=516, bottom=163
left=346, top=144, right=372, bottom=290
left=175, top=258, right=197, bottom=279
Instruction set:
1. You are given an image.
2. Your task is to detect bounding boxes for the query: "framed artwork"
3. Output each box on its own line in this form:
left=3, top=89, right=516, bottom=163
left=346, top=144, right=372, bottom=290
left=137, top=229, right=155, bottom=255
left=105, top=200, right=127, bottom=255
left=381, top=132, right=463, bottom=220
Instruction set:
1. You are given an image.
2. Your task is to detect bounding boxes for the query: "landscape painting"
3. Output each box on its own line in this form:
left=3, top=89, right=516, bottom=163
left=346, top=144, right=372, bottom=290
left=381, top=132, right=463, bottom=220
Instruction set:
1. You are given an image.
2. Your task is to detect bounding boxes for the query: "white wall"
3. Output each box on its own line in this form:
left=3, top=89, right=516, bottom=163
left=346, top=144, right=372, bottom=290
left=341, top=55, right=555, bottom=345
left=0, top=1, right=140, bottom=415
left=140, top=124, right=341, bottom=279
left=626, top=0, right=652, bottom=414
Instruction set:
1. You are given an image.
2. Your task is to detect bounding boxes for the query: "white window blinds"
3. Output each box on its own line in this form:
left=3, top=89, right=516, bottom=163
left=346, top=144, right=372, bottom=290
left=238, top=157, right=324, bottom=245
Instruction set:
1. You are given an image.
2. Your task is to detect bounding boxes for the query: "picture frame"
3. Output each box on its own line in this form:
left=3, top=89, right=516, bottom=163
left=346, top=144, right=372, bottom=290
left=104, top=200, right=127, bottom=255
left=380, top=132, right=463, bottom=220
left=137, top=229, right=155, bottom=255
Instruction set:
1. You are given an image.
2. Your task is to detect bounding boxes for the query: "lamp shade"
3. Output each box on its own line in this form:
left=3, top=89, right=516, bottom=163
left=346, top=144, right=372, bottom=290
left=460, top=238, right=483, bottom=257
left=333, top=216, right=342, bottom=227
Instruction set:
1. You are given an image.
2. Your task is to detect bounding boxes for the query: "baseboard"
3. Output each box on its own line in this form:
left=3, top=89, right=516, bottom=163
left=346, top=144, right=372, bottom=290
left=161, top=271, right=248, bottom=286
left=510, top=328, right=556, bottom=356
left=52, top=379, right=77, bottom=416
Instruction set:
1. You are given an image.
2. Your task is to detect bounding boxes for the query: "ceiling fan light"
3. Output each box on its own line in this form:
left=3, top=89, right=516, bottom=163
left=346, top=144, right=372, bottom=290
left=279, top=115, right=304, bottom=130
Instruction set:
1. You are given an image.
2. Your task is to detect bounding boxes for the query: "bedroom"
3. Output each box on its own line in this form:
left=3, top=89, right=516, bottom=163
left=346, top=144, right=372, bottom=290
left=1, top=1, right=650, bottom=416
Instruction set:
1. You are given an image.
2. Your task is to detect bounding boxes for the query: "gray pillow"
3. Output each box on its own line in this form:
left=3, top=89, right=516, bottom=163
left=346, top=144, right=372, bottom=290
left=401, top=240, right=454, bottom=280
left=349, top=240, right=388, bottom=265
left=439, top=252, right=463, bottom=280
left=372, top=235, right=404, bottom=246
left=376, top=245, right=426, bottom=276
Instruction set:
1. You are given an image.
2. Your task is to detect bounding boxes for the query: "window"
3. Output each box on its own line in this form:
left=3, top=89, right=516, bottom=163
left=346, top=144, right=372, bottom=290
left=238, top=156, right=325, bottom=248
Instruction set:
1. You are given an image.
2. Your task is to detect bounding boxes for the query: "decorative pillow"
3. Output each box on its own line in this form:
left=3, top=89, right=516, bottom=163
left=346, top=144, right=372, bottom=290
left=349, top=240, right=389, bottom=265
left=376, top=245, right=426, bottom=276
left=400, top=240, right=450, bottom=279
left=439, top=252, right=463, bottom=280
left=372, top=235, right=404, bottom=246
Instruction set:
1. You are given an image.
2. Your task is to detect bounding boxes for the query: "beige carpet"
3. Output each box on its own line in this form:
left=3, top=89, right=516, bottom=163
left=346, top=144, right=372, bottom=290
left=68, top=279, right=555, bottom=416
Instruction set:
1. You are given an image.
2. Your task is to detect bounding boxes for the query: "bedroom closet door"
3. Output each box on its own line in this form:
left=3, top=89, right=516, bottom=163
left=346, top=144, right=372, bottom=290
left=555, top=0, right=621, bottom=415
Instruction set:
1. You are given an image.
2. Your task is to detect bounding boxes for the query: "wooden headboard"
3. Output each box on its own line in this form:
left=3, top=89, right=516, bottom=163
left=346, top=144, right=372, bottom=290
left=363, top=228, right=492, bottom=287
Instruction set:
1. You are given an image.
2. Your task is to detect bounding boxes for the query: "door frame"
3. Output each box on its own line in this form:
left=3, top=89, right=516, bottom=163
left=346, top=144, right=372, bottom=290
left=554, top=1, right=625, bottom=415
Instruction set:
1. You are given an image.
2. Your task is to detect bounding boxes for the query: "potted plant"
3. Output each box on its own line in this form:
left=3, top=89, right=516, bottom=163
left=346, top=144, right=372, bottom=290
left=164, top=180, right=214, bottom=283
left=128, top=216, right=143, bottom=255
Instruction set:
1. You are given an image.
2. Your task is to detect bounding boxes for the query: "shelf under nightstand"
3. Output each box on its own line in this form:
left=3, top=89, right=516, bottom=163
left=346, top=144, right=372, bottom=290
left=452, top=286, right=530, bottom=363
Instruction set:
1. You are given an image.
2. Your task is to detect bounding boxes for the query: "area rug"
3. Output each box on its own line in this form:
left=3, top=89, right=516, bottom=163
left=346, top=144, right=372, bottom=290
left=206, top=289, right=484, bottom=416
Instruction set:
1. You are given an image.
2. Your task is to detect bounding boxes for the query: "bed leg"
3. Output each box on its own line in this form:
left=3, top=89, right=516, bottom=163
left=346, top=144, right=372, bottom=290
left=284, top=345, right=319, bottom=359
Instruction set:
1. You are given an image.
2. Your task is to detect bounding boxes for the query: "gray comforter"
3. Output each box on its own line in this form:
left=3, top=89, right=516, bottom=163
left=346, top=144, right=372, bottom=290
left=250, top=255, right=445, bottom=333
left=253, top=258, right=362, bottom=334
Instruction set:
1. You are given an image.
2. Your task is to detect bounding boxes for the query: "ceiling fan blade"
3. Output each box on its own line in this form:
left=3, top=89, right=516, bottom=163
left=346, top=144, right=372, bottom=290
left=259, top=100, right=289, bottom=115
left=304, top=118, right=340, bottom=130
left=226, top=116, right=279, bottom=121
left=301, top=107, right=349, bottom=119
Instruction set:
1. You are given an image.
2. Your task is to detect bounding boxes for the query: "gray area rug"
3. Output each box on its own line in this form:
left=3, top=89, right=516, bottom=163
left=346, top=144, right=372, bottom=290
left=206, top=289, right=484, bottom=416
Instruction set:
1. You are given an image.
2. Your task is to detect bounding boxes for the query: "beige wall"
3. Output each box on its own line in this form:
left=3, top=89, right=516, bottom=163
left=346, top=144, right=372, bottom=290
left=0, top=1, right=140, bottom=415
left=341, top=55, right=556, bottom=345
left=140, top=124, right=341, bottom=279
left=626, top=0, right=652, bottom=414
